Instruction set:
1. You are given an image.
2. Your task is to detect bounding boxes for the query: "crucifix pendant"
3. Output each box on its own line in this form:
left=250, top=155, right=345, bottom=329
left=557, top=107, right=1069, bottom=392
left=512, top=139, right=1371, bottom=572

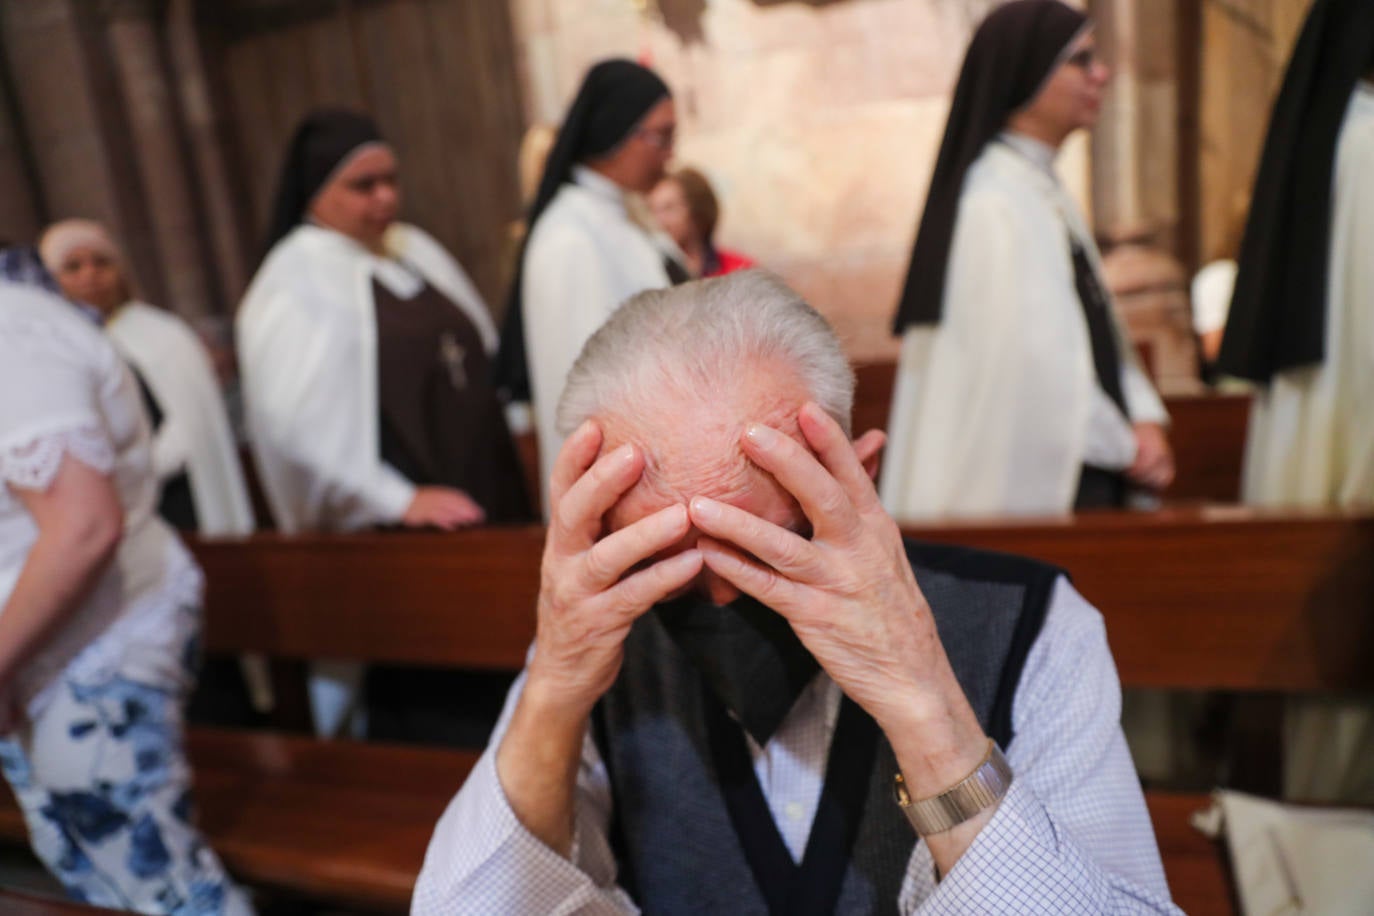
left=439, top=332, right=468, bottom=390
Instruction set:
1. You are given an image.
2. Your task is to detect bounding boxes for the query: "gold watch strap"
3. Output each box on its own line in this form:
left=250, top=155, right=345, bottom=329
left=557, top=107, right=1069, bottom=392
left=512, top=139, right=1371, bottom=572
left=893, top=739, right=1013, bottom=836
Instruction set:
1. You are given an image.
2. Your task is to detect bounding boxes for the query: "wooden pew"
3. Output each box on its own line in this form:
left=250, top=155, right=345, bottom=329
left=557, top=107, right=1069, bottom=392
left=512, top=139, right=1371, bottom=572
left=1, top=511, right=1369, bottom=913
left=853, top=361, right=1252, bottom=502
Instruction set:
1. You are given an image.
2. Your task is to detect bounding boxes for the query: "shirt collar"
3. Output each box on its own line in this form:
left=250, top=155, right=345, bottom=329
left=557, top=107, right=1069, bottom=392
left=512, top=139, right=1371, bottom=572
left=999, top=130, right=1059, bottom=176
left=571, top=164, right=630, bottom=211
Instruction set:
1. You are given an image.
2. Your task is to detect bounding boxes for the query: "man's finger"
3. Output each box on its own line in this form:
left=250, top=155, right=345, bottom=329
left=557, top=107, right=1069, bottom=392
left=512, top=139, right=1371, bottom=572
left=552, top=443, right=644, bottom=549
left=696, top=537, right=802, bottom=615
left=602, top=548, right=704, bottom=619
left=547, top=420, right=603, bottom=511
left=582, top=503, right=691, bottom=590
left=740, top=421, right=858, bottom=539
left=688, top=496, right=821, bottom=581
left=798, top=402, right=885, bottom=514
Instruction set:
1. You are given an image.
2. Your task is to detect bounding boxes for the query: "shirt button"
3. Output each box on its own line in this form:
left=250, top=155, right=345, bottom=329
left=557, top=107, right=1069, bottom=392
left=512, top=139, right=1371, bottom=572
left=784, top=802, right=805, bottom=822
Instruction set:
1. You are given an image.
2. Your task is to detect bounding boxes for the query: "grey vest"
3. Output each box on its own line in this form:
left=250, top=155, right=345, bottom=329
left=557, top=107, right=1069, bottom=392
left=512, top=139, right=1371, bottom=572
left=593, top=540, right=1060, bottom=915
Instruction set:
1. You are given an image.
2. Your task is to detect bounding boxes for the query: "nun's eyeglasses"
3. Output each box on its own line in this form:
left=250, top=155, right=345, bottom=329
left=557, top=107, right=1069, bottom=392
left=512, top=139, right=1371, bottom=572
left=1064, top=48, right=1102, bottom=71
left=635, top=125, right=676, bottom=150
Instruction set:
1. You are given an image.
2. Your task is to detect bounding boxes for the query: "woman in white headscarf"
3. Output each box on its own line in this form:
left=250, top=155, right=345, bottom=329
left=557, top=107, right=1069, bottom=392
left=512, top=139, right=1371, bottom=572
left=40, top=220, right=254, bottom=538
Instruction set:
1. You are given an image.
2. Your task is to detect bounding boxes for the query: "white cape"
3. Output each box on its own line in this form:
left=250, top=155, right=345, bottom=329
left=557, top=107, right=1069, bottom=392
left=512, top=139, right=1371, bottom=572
left=1241, top=83, right=1374, bottom=508
left=236, top=222, right=494, bottom=533
left=522, top=167, right=672, bottom=510
left=880, top=142, right=1164, bottom=520
left=106, top=301, right=253, bottom=535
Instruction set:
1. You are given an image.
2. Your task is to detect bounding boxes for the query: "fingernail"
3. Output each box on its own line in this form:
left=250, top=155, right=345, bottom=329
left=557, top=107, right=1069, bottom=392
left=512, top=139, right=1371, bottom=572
left=616, top=444, right=637, bottom=464
left=691, top=496, right=719, bottom=520
left=745, top=424, right=778, bottom=448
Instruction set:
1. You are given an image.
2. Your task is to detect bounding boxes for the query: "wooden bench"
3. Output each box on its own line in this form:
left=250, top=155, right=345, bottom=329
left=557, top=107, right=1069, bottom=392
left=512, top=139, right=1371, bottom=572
left=3, top=511, right=1370, bottom=912
left=853, top=361, right=1252, bottom=502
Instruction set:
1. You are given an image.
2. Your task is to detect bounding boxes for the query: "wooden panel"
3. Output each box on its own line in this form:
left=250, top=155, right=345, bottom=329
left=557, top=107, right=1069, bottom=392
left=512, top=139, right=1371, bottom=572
left=195, top=525, right=544, bottom=667
left=188, top=729, right=474, bottom=911
left=1166, top=392, right=1249, bottom=501
left=1148, top=791, right=1236, bottom=916
left=192, top=509, right=1374, bottom=695
left=906, top=510, right=1374, bottom=692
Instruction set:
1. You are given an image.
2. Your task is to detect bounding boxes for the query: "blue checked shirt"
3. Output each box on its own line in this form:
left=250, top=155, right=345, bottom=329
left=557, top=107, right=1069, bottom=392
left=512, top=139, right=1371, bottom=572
left=413, top=576, right=1183, bottom=914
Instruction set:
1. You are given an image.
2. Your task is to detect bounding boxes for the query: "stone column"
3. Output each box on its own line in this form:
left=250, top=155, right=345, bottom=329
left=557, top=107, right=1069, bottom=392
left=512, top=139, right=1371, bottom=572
left=104, top=0, right=216, bottom=318
left=1091, top=0, right=1181, bottom=253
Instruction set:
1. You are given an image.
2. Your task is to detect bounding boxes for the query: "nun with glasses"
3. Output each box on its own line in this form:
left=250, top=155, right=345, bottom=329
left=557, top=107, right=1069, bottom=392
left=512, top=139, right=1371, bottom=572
left=493, top=59, right=685, bottom=512
left=0, top=248, right=255, bottom=914
left=236, top=110, right=533, bottom=739
left=880, top=0, right=1172, bottom=521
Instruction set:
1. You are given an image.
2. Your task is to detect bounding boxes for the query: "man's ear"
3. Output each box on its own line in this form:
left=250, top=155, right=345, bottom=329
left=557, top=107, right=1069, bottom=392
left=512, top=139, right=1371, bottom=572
left=851, top=429, right=886, bottom=482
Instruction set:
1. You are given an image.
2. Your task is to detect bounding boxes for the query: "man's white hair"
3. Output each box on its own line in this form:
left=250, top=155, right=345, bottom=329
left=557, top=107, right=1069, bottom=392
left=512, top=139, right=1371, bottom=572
left=556, top=270, right=854, bottom=437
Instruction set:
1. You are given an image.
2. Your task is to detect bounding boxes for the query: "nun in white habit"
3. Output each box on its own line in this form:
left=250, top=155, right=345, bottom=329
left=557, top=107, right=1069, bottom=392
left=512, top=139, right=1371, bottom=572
left=1219, top=0, right=1374, bottom=512
left=492, top=59, right=685, bottom=512
left=238, top=110, right=530, bottom=535
left=40, top=219, right=253, bottom=538
left=880, top=0, right=1173, bottom=521
left=238, top=110, right=531, bottom=738
left=1217, top=0, right=1374, bottom=803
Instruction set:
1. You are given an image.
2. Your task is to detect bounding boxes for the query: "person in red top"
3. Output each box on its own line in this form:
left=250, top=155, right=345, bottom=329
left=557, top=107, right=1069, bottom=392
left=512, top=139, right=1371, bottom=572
left=649, top=166, right=756, bottom=277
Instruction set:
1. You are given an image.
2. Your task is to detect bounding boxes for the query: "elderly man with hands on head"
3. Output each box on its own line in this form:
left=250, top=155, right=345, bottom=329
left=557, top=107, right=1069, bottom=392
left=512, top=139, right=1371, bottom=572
left=413, top=271, right=1180, bottom=915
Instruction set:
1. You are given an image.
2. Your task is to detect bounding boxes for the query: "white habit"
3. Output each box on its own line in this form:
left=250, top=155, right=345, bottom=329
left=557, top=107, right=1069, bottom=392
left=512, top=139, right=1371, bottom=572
left=106, top=302, right=254, bottom=536
left=1240, top=81, right=1374, bottom=509
left=236, top=222, right=494, bottom=534
left=880, top=136, right=1166, bottom=520
left=522, top=166, right=671, bottom=507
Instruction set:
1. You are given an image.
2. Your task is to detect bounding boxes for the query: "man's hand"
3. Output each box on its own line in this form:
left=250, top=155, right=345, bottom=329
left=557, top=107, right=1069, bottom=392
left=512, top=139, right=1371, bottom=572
left=1127, top=422, right=1174, bottom=491
left=402, top=486, right=486, bottom=529
left=524, top=420, right=703, bottom=720
left=688, top=403, right=994, bottom=871
left=496, top=421, right=701, bottom=857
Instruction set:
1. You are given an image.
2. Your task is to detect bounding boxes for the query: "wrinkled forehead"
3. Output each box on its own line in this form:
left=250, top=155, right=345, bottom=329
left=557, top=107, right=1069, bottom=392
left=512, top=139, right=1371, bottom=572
left=599, top=375, right=810, bottom=530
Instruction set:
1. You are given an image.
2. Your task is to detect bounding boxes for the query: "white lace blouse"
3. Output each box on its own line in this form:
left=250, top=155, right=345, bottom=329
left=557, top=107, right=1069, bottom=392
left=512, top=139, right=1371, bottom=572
left=0, top=283, right=202, bottom=717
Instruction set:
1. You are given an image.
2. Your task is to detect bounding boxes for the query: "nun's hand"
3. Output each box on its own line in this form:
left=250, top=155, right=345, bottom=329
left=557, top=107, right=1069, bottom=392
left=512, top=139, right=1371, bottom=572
left=1128, top=422, right=1174, bottom=491
left=402, top=486, right=486, bottom=529
left=527, top=421, right=702, bottom=721
left=688, top=403, right=987, bottom=796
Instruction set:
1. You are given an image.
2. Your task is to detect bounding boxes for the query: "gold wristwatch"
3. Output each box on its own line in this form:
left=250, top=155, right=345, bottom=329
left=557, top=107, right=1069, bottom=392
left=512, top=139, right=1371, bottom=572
left=893, top=739, right=1013, bottom=836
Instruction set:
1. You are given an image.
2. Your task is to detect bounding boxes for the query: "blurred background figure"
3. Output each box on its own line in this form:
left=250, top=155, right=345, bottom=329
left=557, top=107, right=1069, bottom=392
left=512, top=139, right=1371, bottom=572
left=648, top=166, right=756, bottom=278
left=40, top=219, right=254, bottom=538
left=1214, top=0, right=1374, bottom=804
left=236, top=109, right=532, bottom=740
left=492, top=59, right=683, bottom=511
left=881, top=0, right=1172, bottom=520
left=1218, top=0, right=1374, bottom=512
left=41, top=219, right=270, bottom=725
left=0, top=251, right=255, bottom=914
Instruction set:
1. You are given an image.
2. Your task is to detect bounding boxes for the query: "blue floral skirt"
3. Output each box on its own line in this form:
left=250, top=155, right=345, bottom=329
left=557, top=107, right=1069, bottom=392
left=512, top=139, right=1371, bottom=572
left=0, top=618, right=254, bottom=915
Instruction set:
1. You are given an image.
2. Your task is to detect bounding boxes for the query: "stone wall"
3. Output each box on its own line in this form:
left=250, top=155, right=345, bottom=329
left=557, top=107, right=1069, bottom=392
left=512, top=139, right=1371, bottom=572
left=511, top=0, right=1088, bottom=362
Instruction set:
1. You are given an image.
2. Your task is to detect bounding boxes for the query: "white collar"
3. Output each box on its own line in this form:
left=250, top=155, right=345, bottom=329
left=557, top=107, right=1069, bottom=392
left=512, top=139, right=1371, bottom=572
left=298, top=222, right=423, bottom=299
left=998, top=130, right=1059, bottom=176
left=571, top=164, right=631, bottom=211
